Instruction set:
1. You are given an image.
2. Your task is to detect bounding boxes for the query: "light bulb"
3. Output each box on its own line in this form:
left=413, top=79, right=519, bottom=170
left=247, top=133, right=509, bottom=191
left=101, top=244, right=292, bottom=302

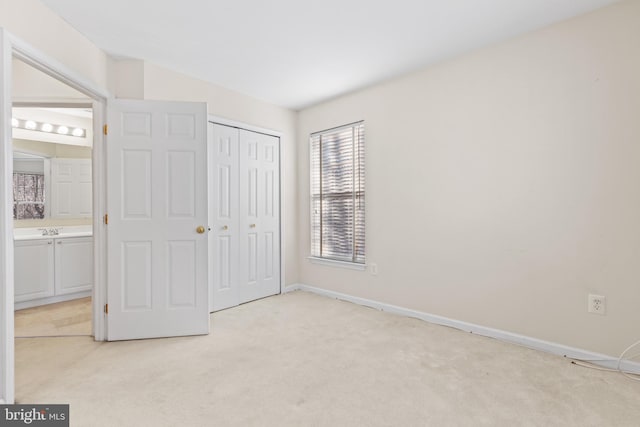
left=11, top=118, right=19, bottom=127
left=72, top=128, right=84, bottom=137
left=25, top=120, right=37, bottom=130
left=57, top=126, right=69, bottom=135
left=41, top=123, right=53, bottom=132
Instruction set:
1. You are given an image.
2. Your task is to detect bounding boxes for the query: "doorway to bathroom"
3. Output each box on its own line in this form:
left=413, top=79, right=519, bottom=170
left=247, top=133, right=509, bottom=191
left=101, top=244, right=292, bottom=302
left=11, top=91, right=95, bottom=338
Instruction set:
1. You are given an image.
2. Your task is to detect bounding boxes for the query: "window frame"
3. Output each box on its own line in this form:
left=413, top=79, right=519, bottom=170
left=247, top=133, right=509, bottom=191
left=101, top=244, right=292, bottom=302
left=309, top=121, right=365, bottom=269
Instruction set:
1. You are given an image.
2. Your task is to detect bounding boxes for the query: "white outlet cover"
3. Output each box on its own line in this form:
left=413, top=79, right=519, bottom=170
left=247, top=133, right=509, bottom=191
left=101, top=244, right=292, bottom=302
left=370, top=263, right=378, bottom=275
left=588, top=294, right=606, bottom=315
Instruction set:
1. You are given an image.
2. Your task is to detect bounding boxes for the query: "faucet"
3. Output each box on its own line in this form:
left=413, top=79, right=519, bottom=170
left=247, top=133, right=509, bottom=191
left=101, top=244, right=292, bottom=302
left=40, top=227, right=60, bottom=236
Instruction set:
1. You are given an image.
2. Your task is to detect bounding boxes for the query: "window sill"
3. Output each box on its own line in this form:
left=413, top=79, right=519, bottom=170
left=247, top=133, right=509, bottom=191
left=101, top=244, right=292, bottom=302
left=307, top=257, right=366, bottom=271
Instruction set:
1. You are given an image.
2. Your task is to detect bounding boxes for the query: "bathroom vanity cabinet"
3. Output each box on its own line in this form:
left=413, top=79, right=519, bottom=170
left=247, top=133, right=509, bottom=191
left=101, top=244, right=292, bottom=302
left=14, top=233, right=93, bottom=309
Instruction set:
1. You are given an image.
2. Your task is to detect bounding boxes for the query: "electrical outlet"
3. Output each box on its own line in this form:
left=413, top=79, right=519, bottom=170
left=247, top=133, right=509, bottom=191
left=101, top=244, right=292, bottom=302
left=588, top=294, right=606, bottom=315
left=369, top=263, right=378, bottom=276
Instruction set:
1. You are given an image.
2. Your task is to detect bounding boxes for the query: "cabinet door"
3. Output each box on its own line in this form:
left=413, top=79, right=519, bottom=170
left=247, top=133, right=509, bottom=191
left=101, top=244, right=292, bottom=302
left=14, top=239, right=55, bottom=302
left=54, top=237, right=93, bottom=295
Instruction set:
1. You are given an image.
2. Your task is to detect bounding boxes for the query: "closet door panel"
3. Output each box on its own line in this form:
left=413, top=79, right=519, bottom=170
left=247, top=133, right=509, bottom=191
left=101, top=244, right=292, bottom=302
left=258, top=134, right=280, bottom=297
left=238, top=129, right=280, bottom=304
left=209, top=123, right=240, bottom=311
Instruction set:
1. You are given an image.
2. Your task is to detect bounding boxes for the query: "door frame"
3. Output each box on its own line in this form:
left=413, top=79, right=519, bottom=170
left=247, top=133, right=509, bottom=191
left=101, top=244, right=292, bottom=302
left=0, top=28, right=109, bottom=403
left=207, top=115, right=285, bottom=312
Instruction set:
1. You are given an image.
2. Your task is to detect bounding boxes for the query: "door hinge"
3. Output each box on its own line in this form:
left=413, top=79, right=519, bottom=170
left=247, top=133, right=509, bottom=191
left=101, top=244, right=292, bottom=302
left=103, top=124, right=108, bottom=135
left=104, top=214, right=109, bottom=225
left=104, top=304, right=109, bottom=314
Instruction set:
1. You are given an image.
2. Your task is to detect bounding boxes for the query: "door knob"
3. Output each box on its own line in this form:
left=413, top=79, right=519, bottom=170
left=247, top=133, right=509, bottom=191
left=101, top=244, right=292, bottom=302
left=222, top=225, right=228, bottom=231
left=196, top=226, right=206, bottom=234
left=250, top=224, right=256, bottom=228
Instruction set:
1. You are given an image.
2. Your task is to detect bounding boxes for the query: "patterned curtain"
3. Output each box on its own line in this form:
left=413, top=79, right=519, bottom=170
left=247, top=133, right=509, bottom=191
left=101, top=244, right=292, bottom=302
left=13, top=173, right=45, bottom=219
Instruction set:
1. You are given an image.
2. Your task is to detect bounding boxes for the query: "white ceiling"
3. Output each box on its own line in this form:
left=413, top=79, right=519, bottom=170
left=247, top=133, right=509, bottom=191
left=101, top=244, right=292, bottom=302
left=41, top=0, right=619, bottom=110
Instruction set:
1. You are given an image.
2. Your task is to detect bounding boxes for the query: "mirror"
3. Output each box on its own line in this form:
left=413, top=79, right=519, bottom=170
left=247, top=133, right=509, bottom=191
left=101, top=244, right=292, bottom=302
left=12, top=142, right=92, bottom=222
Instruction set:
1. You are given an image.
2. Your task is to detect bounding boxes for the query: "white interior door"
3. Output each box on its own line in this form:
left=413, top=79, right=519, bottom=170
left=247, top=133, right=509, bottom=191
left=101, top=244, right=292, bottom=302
left=209, top=124, right=281, bottom=312
left=107, top=99, right=209, bottom=341
left=238, top=129, right=280, bottom=304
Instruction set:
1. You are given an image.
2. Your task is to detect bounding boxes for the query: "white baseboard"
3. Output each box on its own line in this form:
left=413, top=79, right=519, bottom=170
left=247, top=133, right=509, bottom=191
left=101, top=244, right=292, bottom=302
left=15, top=290, right=91, bottom=311
left=284, top=283, right=640, bottom=375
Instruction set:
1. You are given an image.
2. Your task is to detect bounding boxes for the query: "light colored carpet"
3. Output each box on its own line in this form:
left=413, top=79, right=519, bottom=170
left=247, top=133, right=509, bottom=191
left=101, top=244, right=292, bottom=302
left=15, top=297, right=92, bottom=337
left=14, top=291, right=640, bottom=426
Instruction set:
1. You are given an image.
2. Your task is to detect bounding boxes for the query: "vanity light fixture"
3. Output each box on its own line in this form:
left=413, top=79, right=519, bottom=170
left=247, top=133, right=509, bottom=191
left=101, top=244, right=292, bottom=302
left=11, top=118, right=86, bottom=138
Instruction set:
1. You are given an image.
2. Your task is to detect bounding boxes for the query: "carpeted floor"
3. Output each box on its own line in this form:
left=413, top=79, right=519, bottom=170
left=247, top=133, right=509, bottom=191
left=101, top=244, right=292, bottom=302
left=14, top=291, right=640, bottom=426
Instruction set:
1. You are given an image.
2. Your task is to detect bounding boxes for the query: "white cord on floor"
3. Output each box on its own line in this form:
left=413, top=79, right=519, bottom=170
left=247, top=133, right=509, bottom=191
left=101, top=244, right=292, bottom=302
left=569, top=342, right=640, bottom=382
left=570, top=360, right=619, bottom=372
left=617, top=339, right=640, bottom=382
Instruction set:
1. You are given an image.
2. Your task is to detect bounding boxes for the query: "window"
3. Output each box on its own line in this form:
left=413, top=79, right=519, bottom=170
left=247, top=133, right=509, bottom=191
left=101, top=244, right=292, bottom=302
left=13, top=172, right=46, bottom=219
left=310, top=121, right=365, bottom=264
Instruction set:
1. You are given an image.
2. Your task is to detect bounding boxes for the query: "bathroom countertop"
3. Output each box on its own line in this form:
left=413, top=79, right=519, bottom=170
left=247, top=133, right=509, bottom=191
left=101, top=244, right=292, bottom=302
left=13, top=225, right=93, bottom=241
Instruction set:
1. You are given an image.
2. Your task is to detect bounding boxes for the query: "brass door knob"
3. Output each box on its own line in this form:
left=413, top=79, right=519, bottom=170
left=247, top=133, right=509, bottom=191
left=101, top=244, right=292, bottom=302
left=196, top=226, right=206, bottom=234
left=250, top=224, right=256, bottom=228
left=222, top=225, right=228, bottom=231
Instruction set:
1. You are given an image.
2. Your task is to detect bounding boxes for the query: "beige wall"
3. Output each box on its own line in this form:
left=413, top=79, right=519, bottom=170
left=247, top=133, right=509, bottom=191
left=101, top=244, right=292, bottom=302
left=109, top=58, right=145, bottom=99
left=297, top=0, right=640, bottom=357
left=0, top=0, right=108, bottom=90
left=12, top=59, right=89, bottom=101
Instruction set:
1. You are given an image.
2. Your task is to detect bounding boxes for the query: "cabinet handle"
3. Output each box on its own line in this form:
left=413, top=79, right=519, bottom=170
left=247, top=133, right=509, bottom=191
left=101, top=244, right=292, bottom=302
left=48, top=241, right=53, bottom=245
left=57, top=241, right=62, bottom=244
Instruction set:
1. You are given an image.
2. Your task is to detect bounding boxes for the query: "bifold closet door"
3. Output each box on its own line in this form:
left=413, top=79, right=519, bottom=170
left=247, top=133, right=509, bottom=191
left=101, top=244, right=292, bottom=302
left=238, top=129, right=280, bottom=305
left=209, top=123, right=280, bottom=312
left=209, top=123, right=240, bottom=312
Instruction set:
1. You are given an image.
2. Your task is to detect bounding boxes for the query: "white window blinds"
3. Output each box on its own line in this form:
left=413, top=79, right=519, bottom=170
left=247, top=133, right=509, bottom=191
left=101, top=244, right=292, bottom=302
left=310, top=121, right=365, bottom=264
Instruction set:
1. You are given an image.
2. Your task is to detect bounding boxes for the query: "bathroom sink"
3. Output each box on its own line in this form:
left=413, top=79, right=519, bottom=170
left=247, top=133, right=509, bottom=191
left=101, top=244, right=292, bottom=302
left=13, top=225, right=93, bottom=241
